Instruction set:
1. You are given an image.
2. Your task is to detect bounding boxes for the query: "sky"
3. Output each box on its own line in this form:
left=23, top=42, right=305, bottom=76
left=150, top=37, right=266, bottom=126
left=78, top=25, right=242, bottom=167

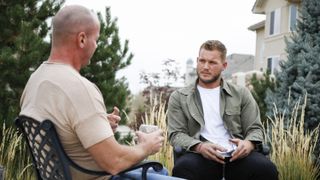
left=64, top=0, right=265, bottom=94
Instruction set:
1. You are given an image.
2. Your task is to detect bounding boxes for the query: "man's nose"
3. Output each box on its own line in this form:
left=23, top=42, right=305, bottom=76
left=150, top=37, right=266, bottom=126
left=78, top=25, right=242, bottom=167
left=203, top=62, right=210, bottom=69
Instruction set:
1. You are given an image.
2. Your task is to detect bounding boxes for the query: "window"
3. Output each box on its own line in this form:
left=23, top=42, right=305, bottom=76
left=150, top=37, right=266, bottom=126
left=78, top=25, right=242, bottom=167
left=289, top=4, right=298, bottom=31
left=267, top=56, right=280, bottom=74
left=269, top=8, right=281, bottom=35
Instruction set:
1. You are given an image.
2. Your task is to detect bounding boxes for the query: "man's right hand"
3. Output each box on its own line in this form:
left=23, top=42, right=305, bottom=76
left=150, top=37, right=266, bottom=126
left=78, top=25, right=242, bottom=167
left=136, top=129, right=164, bottom=156
left=195, top=142, right=227, bottom=164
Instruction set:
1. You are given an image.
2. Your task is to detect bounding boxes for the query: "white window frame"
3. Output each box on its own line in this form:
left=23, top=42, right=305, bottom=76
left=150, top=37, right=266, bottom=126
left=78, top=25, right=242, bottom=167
left=289, top=4, right=298, bottom=31
left=269, top=8, right=281, bottom=36
left=267, top=56, right=280, bottom=74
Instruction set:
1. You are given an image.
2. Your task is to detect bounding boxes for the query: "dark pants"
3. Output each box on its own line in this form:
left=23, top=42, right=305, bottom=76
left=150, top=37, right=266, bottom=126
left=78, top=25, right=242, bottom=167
left=172, top=151, right=278, bottom=180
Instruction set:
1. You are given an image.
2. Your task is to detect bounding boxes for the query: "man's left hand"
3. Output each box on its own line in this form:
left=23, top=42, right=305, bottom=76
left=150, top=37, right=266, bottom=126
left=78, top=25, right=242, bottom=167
left=229, top=138, right=254, bottom=162
left=107, top=106, right=121, bottom=133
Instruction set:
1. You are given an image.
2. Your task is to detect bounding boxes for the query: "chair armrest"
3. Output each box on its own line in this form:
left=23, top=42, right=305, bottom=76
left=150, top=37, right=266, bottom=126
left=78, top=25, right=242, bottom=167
left=173, top=146, right=187, bottom=164
left=70, top=160, right=163, bottom=180
left=260, top=145, right=270, bottom=156
left=255, top=143, right=270, bottom=156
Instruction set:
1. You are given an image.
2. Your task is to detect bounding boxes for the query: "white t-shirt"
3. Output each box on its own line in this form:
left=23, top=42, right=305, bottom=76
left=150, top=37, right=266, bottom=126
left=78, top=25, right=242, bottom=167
left=20, top=61, right=113, bottom=179
left=197, top=85, right=236, bottom=151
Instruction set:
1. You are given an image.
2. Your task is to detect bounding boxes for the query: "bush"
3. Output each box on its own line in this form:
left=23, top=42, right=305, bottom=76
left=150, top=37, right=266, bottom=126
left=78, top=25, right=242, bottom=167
left=266, top=96, right=319, bottom=180
left=0, top=123, right=34, bottom=180
left=140, top=94, right=174, bottom=174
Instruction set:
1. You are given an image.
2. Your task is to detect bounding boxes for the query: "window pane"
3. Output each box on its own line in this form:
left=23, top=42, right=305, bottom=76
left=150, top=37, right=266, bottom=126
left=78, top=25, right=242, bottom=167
left=274, top=9, right=281, bottom=34
left=290, top=4, right=297, bottom=31
left=270, top=11, right=275, bottom=35
left=267, top=58, right=272, bottom=72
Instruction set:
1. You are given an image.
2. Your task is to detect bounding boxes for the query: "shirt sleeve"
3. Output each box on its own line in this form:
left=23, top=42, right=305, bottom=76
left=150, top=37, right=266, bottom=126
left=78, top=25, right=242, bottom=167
left=75, top=113, right=113, bottom=149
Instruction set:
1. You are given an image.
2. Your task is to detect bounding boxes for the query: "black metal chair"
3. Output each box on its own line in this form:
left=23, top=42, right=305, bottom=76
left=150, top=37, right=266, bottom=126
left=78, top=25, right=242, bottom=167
left=15, top=115, right=163, bottom=180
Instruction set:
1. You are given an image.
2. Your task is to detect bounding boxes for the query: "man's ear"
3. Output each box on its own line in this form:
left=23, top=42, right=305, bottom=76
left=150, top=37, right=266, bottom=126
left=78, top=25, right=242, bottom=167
left=78, top=32, right=86, bottom=48
left=223, top=61, right=228, bottom=70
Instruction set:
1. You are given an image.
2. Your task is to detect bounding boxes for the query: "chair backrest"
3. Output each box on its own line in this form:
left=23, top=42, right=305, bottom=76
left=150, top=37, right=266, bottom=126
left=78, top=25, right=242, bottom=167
left=15, top=116, right=75, bottom=180
left=15, top=115, right=111, bottom=180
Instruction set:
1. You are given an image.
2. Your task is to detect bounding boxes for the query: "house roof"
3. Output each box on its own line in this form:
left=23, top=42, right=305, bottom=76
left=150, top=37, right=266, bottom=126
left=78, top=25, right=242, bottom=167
left=252, top=0, right=302, bottom=14
left=252, top=0, right=265, bottom=14
left=248, top=20, right=265, bottom=31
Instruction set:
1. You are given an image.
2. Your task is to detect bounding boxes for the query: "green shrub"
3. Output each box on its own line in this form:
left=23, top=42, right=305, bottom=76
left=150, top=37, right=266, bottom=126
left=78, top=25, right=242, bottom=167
left=267, top=96, right=319, bottom=180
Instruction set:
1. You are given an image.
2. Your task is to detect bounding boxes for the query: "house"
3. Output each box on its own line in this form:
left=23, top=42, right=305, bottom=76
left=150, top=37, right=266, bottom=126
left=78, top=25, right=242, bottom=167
left=223, top=53, right=255, bottom=80
left=248, top=0, right=301, bottom=74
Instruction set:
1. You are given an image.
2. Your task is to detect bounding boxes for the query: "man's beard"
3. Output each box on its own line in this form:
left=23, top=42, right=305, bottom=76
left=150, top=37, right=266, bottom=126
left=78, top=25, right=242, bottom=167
left=197, top=71, right=220, bottom=84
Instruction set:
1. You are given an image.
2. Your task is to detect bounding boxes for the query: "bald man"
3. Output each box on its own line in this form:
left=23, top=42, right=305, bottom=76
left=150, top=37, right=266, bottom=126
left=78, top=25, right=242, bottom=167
left=20, top=5, right=183, bottom=180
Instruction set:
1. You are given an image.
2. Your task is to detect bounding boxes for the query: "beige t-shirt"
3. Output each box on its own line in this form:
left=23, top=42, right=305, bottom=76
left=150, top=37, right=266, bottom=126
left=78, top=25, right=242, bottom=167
left=20, top=61, right=113, bottom=179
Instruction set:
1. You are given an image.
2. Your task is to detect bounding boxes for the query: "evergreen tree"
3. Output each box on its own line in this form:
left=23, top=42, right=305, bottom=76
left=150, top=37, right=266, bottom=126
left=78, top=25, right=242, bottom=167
left=250, top=71, right=276, bottom=125
left=0, top=0, right=63, bottom=125
left=81, top=7, right=132, bottom=124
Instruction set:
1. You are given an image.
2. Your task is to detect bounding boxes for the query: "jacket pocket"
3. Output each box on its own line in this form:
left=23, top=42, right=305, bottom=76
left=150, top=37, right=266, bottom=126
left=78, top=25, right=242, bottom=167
left=224, top=108, right=242, bottom=135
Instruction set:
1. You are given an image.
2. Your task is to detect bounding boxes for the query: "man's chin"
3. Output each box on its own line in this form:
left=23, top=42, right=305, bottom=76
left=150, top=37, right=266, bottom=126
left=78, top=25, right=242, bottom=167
left=199, top=77, right=219, bottom=84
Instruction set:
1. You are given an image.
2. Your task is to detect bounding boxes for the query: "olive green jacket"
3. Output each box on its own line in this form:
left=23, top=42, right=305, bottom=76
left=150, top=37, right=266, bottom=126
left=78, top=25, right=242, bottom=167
left=167, top=79, right=264, bottom=151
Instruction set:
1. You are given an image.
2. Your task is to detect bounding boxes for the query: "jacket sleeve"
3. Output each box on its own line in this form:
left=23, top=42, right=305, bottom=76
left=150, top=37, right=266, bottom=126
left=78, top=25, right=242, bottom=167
left=240, top=87, right=264, bottom=142
left=167, top=91, right=201, bottom=150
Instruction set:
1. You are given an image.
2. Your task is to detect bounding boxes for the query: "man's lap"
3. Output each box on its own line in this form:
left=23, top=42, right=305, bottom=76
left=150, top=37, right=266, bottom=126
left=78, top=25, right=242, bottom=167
left=111, top=167, right=185, bottom=180
left=173, top=151, right=278, bottom=180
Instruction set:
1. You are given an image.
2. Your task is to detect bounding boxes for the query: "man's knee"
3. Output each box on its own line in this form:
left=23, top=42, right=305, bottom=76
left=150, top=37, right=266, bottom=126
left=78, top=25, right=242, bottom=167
left=249, top=153, right=279, bottom=179
left=172, top=153, right=204, bottom=178
left=257, top=158, right=278, bottom=179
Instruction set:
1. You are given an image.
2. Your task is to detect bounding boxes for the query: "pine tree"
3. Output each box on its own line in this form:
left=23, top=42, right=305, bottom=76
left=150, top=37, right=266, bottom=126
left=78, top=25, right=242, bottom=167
left=81, top=7, right=132, bottom=124
left=0, top=0, right=63, bottom=125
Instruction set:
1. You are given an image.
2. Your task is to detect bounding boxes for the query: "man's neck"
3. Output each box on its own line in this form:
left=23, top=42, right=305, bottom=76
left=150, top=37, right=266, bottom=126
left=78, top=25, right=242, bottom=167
left=48, top=48, right=81, bottom=72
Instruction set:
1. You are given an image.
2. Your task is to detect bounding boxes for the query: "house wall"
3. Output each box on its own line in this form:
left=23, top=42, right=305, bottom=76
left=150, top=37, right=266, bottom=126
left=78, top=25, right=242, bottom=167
left=252, top=0, right=301, bottom=72
left=254, top=27, right=265, bottom=71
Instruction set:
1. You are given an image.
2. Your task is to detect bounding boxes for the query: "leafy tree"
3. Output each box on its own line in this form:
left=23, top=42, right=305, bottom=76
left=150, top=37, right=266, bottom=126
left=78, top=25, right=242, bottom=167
left=265, top=0, right=320, bottom=158
left=130, top=59, right=183, bottom=129
left=250, top=71, right=276, bottom=125
left=81, top=7, right=132, bottom=125
left=138, top=59, right=183, bottom=106
left=0, top=0, right=64, bottom=125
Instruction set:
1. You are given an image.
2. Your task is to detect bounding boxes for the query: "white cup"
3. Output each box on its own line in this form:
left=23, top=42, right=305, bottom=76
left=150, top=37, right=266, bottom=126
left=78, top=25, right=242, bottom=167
left=139, top=124, right=159, bottom=133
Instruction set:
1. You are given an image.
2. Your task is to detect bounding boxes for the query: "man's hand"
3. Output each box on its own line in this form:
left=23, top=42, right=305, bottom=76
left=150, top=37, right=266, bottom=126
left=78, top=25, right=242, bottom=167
left=229, top=138, right=254, bottom=162
left=136, top=129, right=164, bottom=156
left=195, top=142, right=227, bottom=164
left=107, top=106, right=121, bottom=133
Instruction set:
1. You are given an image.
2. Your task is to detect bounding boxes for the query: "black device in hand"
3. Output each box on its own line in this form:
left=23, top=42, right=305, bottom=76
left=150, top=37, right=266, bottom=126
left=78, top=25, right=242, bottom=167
left=219, top=149, right=234, bottom=157
left=219, top=149, right=235, bottom=163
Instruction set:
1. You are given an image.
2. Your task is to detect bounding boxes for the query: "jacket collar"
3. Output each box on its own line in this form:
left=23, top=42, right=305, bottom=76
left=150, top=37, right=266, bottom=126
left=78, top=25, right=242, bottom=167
left=220, top=79, right=233, bottom=97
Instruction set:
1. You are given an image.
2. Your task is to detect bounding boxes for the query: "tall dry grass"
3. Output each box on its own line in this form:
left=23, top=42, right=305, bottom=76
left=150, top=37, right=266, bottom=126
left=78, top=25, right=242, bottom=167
left=0, top=123, right=35, bottom=180
left=267, top=96, right=319, bottom=180
left=141, top=94, right=174, bottom=174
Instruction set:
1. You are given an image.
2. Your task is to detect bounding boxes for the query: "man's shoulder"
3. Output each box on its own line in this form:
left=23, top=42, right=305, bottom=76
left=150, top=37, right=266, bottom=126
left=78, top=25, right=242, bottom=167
left=173, top=83, right=195, bottom=96
left=33, top=63, right=96, bottom=94
left=223, top=81, right=249, bottom=94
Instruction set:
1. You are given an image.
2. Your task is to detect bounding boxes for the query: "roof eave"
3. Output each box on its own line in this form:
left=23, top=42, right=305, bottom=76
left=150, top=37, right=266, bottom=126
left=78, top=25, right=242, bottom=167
left=248, top=20, right=265, bottom=31
left=252, top=0, right=266, bottom=14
